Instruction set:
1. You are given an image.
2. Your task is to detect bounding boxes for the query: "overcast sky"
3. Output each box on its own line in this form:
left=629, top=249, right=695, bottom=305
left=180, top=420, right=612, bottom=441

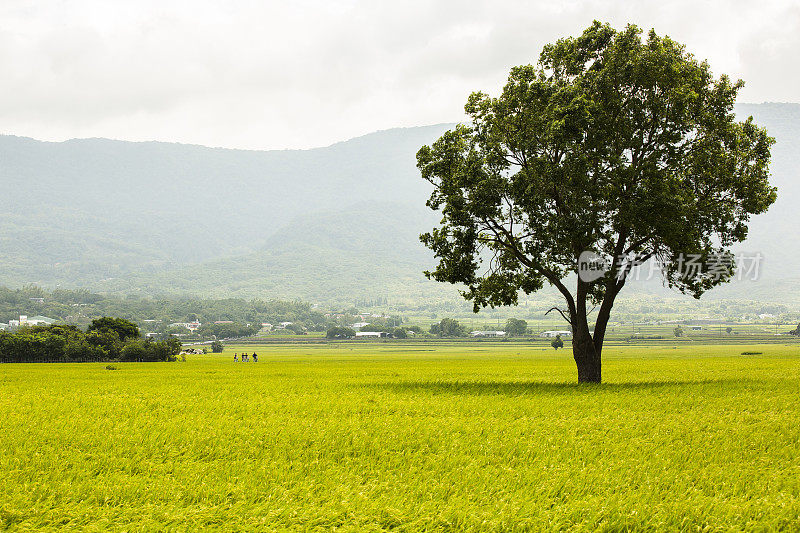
left=1, top=0, right=798, bottom=150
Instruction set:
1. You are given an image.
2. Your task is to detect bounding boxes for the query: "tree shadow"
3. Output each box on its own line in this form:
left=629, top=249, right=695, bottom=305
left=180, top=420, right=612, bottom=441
left=366, top=378, right=760, bottom=396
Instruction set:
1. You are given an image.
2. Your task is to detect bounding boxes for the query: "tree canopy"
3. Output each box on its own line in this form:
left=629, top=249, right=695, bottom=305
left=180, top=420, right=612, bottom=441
left=87, top=317, right=140, bottom=342
left=417, top=22, right=775, bottom=382
left=505, top=318, right=528, bottom=336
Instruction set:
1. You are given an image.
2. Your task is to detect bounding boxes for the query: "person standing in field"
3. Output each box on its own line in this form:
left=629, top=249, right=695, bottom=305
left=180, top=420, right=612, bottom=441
left=252, top=352, right=258, bottom=362
left=234, top=352, right=238, bottom=362
left=242, top=352, right=248, bottom=362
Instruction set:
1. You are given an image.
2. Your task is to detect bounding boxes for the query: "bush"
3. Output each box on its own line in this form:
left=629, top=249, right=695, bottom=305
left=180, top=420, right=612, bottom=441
left=210, top=340, right=224, bottom=353
left=430, top=318, right=467, bottom=337
left=505, top=318, right=528, bottom=336
left=326, top=327, right=356, bottom=339
left=88, top=317, right=140, bottom=341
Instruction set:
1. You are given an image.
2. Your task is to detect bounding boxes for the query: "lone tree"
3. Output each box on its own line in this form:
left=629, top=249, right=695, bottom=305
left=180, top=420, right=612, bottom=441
left=417, top=22, right=775, bottom=383
left=551, top=335, right=565, bottom=350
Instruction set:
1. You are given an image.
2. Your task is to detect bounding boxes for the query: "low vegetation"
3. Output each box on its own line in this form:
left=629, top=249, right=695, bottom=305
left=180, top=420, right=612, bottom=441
left=1, top=343, right=798, bottom=529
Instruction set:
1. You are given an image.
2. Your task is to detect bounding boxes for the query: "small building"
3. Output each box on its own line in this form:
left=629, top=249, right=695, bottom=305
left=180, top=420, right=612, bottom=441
left=9, top=315, right=55, bottom=327
left=690, top=326, right=703, bottom=331
left=351, top=322, right=370, bottom=330
left=540, top=330, right=572, bottom=338
left=169, top=321, right=201, bottom=332
left=470, top=331, right=506, bottom=337
left=355, top=331, right=386, bottom=338
left=0, top=323, right=9, bottom=331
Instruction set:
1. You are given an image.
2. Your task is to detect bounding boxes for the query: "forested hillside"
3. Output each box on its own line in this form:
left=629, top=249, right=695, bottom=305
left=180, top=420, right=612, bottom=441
left=1, top=104, right=798, bottom=306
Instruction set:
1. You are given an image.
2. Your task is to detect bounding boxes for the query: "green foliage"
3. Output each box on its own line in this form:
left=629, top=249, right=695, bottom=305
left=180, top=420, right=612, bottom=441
left=429, top=318, right=467, bottom=337
left=210, top=340, right=224, bottom=353
left=196, top=322, right=260, bottom=339
left=391, top=327, right=408, bottom=339
left=87, top=317, right=140, bottom=341
left=504, top=318, right=528, bottom=336
left=283, top=323, right=307, bottom=335
left=0, top=322, right=179, bottom=363
left=551, top=335, right=565, bottom=350
left=673, top=326, right=684, bottom=337
left=119, top=339, right=179, bottom=362
left=326, top=327, right=356, bottom=339
left=359, top=323, right=386, bottom=333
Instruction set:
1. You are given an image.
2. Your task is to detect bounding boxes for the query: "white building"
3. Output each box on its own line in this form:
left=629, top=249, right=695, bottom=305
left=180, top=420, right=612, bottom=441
left=355, top=331, right=386, bottom=338
left=169, top=321, right=202, bottom=332
left=470, top=331, right=506, bottom=337
left=540, top=330, right=571, bottom=338
left=8, top=315, right=55, bottom=327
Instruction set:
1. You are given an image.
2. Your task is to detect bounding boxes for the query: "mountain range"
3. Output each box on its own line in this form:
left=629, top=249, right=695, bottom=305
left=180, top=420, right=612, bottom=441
left=1, top=103, right=798, bottom=307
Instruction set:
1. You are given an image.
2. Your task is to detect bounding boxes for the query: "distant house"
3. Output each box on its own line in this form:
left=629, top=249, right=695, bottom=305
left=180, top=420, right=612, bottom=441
left=0, top=323, right=9, bottom=331
left=540, top=330, right=571, bottom=338
left=351, top=322, right=370, bottom=330
left=215, top=321, right=234, bottom=325
left=29, top=298, right=45, bottom=303
left=470, top=331, right=506, bottom=337
left=9, top=315, right=56, bottom=327
left=169, top=321, right=201, bottom=332
left=355, top=331, right=386, bottom=338
left=690, top=326, right=703, bottom=331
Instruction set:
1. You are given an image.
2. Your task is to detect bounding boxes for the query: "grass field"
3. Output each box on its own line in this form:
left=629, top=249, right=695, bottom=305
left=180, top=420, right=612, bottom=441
left=2, top=343, right=799, bottom=531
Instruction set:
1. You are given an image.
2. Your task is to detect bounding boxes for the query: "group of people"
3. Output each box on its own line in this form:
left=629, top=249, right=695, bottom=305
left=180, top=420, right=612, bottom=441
left=233, top=352, right=258, bottom=362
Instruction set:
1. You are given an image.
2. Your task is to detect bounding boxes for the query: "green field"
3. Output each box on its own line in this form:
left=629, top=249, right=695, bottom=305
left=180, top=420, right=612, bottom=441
left=2, top=343, right=799, bottom=531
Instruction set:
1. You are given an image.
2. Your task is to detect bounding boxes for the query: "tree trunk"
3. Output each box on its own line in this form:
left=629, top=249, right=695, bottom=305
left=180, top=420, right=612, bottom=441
left=572, top=325, right=601, bottom=383
left=571, top=303, right=601, bottom=382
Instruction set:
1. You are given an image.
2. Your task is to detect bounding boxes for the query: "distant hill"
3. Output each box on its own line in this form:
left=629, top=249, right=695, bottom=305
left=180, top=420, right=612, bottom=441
left=94, top=202, right=463, bottom=305
left=1, top=103, right=799, bottom=306
left=0, top=124, right=451, bottom=292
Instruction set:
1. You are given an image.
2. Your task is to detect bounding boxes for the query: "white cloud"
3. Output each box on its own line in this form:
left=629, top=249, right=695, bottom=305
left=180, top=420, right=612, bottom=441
left=0, top=0, right=797, bottom=149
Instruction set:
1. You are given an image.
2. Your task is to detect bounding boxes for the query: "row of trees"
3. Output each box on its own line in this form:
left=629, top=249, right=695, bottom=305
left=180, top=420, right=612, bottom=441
left=0, top=286, right=331, bottom=332
left=0, top=318, right=181, bottom=363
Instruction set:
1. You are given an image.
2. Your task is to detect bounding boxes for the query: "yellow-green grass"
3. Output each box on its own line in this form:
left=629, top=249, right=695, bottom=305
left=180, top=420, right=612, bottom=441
left=1, top=344, right=799, bottom=531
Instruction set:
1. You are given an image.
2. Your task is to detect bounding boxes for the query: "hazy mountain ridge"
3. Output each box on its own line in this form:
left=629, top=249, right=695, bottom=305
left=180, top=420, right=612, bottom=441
left=1, top=104, right=798, bottom=305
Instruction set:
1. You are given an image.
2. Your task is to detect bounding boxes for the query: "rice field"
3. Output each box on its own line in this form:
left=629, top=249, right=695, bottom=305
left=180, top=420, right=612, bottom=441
left=1, top=343, right=799, bottom=531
